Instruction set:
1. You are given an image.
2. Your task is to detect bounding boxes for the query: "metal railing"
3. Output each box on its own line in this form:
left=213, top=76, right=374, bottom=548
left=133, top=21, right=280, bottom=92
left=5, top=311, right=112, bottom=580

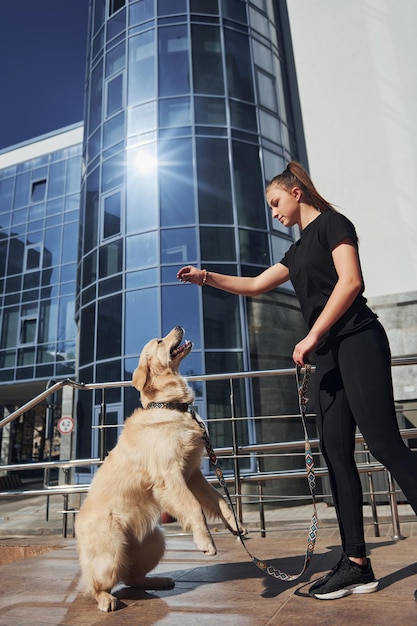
left=0, top=358, right=416, bottom=539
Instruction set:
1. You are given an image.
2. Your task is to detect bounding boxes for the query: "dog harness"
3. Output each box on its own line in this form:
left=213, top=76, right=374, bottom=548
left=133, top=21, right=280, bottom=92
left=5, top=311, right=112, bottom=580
left=146, top=364, right=317, bottom=582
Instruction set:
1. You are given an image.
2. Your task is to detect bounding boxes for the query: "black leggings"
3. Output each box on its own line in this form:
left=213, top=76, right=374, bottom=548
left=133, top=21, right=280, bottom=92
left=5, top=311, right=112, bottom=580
left=315, top=319, right=417, bottom=558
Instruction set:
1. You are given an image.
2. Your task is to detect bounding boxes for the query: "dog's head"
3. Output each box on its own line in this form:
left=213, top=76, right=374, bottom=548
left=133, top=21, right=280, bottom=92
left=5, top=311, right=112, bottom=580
left=132, top=326, right=194, bottom=405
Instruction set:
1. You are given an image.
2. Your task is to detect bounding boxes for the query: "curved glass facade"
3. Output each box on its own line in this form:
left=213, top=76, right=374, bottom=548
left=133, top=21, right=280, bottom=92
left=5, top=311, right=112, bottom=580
left=76, top=0, right=307, bottom=467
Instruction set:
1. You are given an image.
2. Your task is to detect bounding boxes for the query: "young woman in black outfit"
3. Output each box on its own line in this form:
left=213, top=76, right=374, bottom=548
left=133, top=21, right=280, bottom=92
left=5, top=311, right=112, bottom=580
left=177, top=161, right=417, bottom=600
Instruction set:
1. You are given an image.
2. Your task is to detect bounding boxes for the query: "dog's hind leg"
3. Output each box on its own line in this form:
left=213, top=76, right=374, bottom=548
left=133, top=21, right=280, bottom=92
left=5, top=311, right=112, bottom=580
left=188, top=469, right=247, bottom=536
left=123, top=526, right=174, bottom=590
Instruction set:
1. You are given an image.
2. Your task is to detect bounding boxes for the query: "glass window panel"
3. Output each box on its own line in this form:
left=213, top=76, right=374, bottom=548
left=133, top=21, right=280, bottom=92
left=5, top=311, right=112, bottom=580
left=46, top=198, right=64, bottom=217
left=249, top=6, right=269, bottom=36
left=58, top=296, right=76, bottom=349
left=257, top=70, right=278, bottom=112
left=159, top=97, right=191, bottom=127
left=239, top=229, right=269, bottom=265
left=31, top=179, right=47, bottom=203
left=126, top=144, right=158, bottom=232
left=102, top=151, right=124, bottom=192
left=221, top=0, right=247, bottom=23
left=93, top=0, right=106, bottom=35
left=158, top=25, right=189, bottom=97
left=62, top=223, right=79, bottom=264
left=194, top=96, right=226, bottom=125
left=203, top=288, right=241, bottom=348
left=44, top=227, right=62, bottom=267
left=230, top=100, right=257, bottom=132
left=107, top=6, right=126, bottom=40
left=159, top=138, right=195, bottom=226
left=271, top=234, right=291, bottom=265
left=190, top=0, right=218, bottom=14
left=88, top=60, right=104, bottom=134
left=125, top=288, right=159, bottom=357
left=192, top=26, right=224, bottom=95
left=129, top=0, right=155, bottom=26
left=127, top=101, right=156, bottom=136
left=84, top=168, right=100, bottom=254
left=103, top=111, right=125, bottom=148
left=87, top=127, right=102, bottom=163
left=0, top=178, right=14, bottom=213
left=106, top=41, right=125, bottom=77
left=79, top=303, right=96, bottom=366
left=158, top=0, right=186, bottom=16
left=200, top=227, right=235, bottom=261
left=28, top=203, right=45, bottom=221
left=259, top=110, right=281, bottom=142
left=107, top=74, right=124, bottom=116
left=262, top=149, right=285, bottom=188
left=161, top=227, right=197, bottom=264
left=26, top=245, right=42, bottom=270
left=161, top=285, right=200, bottom=349
left=97, top=294, right=122, bottom=360
left=128, top=30, right=156, bottom=105
left=13, top=172, right=30, bottom=209
left=126, top=231, right=157, bottom=270
left=39, top=300, right=58, bottom=344
left=126, top=267, right=158, bottom=289
left=99, top=239, right=123, bottom=278
left=232, top=141, right=266, bottom=228
left=224, top=30, right=253, bottom=102
left=195, top=138, right=232, bottom=224
left=66, top=157, right=81, bottom=195
left=109, top=0, right=125, bottom=17
left=1, top=307, right=19, bottom=348
left=252, top=40, right=273, bottom=73
left=103, top=191, right=121, bottom=239
left=47, top=161, right=66, bottom=199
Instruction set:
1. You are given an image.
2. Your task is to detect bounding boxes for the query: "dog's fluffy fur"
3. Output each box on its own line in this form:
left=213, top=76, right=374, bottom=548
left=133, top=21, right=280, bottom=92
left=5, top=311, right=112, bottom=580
left=75, top=326, right=245, bottom=612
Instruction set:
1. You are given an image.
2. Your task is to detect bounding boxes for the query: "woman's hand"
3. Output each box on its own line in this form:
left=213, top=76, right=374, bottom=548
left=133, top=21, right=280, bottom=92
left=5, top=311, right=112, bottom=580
left=177, top=265, right=205, bottom=286
left=292, top=331, right=320, bottom=366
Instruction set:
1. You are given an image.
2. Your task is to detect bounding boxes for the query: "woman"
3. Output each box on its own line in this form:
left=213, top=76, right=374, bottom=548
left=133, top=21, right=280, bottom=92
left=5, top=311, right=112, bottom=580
left=177, top=161, right=417, bottom=600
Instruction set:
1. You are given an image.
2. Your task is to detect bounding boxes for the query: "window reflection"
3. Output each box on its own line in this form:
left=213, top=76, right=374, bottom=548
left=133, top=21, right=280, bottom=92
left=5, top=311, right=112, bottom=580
left=126, top=231, right=157, bottom=270
left=158, top=25, right=190, bottom=97
left=125, top=288, right=159, bottom=356
left=162, top=285, right=200, bottom=349
left=224, top=29, right=253, bottom=102
left=203, top=289, right=241, bottom=349
left=159, top=97, right=191, bottom=127
left=192, top=25, right=224, bottom=95
left=239, top=229, right=269, bottom=266
left=128, top=30, right=155, bottom=104
left=107, top=74, right=124, bottom=116
left=232, top=141, right=266, bottom=228
left=159, top=138, right=195, bottom=227
left=194, top=96, right=226, bottom=125
left=161, top=227, right=197, bottom=264
left=129, top=0, right=154, bottom=26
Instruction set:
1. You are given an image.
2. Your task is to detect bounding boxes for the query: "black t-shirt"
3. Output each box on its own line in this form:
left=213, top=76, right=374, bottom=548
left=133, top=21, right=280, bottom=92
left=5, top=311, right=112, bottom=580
left=280, top=211, right=376, bottom=346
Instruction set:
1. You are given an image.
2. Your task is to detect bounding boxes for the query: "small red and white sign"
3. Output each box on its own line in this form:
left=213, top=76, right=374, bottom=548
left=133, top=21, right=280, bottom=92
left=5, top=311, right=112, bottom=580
left=57, top=416, right=74, bottom=435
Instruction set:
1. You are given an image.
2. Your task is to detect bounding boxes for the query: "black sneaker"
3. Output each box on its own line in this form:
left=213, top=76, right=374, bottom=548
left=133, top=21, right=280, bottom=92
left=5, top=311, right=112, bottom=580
left=309, top=553, right=379, bottom=600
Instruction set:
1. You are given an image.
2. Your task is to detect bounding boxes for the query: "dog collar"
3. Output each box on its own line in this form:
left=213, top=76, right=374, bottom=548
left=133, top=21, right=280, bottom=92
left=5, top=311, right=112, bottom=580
left=145, top=401, right=190, bottom=412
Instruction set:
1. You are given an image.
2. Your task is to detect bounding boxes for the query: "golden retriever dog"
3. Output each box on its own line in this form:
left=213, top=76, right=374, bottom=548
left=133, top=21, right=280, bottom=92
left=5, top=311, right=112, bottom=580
left=75, top=326, right=245, bottom=611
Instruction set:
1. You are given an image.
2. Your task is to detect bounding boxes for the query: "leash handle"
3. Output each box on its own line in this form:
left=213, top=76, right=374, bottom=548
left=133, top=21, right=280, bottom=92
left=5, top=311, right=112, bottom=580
left=196, top=363, right=318, bottom=582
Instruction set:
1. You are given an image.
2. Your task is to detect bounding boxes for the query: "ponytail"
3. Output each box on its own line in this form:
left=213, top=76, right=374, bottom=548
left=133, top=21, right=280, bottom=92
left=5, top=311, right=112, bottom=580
left=267, top=161, right=336, bottom=213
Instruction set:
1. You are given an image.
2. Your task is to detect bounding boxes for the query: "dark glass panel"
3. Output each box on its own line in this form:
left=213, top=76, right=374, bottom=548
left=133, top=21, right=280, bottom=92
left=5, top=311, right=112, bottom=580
left=107, top=74, right=124, bottom=116
left=159, top=138, right=195, bottom=226
left=191, top=25, right=224, bottom=95
left=196, top=137, right=233, bottom=224
left=44, top=227, right=63, bottom=268
left=200, top=227, right=235, bottom=261
left=230, top=100, right=257, bottom=131
left=238, top=229, right=269, bottom=266
left=194, top=96, right=226, bottom=125
left=99, top=239, right=123, bottom=278
left=190, top=0, right=218, bottom=14
left=88, top=60, right=104, bottom=134
left=159, top=97, right=191, bottom=127
left=158, top=0, right=187, bottom=16
left=129, top=0, right=155, bottom=26
left=79, top=303, right=96, bottom=366
left=101, top=151, right=124, bottom=192
left=224, top=29, right=253, bottom=101
left=232, top=141, right=266, bottom=228
left=221, top=0, right=247, bottom=23
left=158, top=25, right=189, bottom=97
left=97, top=294, right=122, bottom=360
left=203, top=288, right=241, bottom=349
left=103, top=191, right=121, bottom=239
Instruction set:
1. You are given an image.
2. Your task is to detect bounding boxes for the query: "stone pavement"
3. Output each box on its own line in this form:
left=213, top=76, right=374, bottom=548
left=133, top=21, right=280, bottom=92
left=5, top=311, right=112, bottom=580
left=1, top=496, right=417, bottom=625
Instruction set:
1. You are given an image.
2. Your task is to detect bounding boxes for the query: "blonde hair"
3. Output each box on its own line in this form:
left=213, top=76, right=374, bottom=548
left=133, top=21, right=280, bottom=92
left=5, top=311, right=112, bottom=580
left=267, top=161, right=336, bottom=213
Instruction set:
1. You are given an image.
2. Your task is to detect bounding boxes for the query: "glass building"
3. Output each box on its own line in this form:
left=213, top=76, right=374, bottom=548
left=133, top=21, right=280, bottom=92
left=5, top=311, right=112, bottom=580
left=0, top=0, right=308, bottom=484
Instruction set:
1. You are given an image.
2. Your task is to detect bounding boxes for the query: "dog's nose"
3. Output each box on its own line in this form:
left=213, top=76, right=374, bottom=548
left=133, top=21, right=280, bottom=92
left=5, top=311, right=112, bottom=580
left=175, top=325, right=184, bottom=332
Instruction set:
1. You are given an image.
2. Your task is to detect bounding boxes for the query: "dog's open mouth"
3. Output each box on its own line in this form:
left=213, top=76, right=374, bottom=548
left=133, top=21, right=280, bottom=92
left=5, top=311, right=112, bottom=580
left=170, top=339, right=192, bottom=358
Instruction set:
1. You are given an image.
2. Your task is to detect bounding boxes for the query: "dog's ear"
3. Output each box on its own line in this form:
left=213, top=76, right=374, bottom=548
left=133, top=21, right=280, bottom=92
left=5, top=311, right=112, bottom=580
left=132, top=353, right=149, bottom=391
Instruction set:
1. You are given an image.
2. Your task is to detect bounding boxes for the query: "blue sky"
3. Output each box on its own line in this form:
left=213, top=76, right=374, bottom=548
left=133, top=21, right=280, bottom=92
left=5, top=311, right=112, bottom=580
left=0, top=0, right=89, bottom=151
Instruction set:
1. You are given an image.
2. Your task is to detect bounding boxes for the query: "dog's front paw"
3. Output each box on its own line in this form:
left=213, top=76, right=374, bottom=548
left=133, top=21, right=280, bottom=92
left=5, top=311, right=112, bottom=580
left=203, top=544, right=217, bottom=556
left=96, top=591, right=119, bottom=612
left=194, top=534, right=217, bottom=556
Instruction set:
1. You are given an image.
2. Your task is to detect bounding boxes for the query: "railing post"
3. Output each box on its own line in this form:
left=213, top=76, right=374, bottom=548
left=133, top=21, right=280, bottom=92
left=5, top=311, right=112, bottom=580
left=99, top=388, right=106, bottom=461
left=363, top=442, right=380, bottom=537
left=387, top=470, right=405, bottom=541
left=229, top=378, right=242, bottom=523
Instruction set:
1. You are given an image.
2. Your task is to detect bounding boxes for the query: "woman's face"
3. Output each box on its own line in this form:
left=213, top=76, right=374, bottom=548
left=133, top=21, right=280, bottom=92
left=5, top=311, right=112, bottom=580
left=266, top=185, right=300, bottom=228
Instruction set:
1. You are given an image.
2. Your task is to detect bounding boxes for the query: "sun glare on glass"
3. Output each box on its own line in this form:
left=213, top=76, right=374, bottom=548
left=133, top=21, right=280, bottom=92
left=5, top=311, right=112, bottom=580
left=135, top=150, right=157, bottom=174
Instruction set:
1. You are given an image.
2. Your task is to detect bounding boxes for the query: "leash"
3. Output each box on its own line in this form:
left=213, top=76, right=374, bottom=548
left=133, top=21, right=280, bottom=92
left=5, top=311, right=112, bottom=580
left=146, top=364, right=317, bottom=581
